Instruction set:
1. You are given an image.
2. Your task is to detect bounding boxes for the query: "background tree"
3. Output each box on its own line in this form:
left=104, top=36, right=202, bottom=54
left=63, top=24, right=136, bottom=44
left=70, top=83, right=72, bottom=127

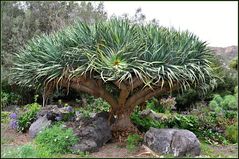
left=1, top=1, right=107, bottom=104
left=11, top=19, right=215, bottom=135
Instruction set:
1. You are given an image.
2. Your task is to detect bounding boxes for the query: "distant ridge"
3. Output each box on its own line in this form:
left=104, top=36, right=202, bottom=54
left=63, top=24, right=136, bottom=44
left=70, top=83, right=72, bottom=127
left=209, top=45, right=238, bottom=67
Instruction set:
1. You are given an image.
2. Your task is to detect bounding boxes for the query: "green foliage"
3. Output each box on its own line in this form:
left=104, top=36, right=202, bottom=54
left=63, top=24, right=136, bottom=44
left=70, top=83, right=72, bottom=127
left=17, top=102, right=41, bottom=132
left=212, top=94, right=223, bottom=105
left=175, top=89, right=199, bottom=110
left=200, top=129, right=227, bottom=145
left=130, top=109, right=164, bottom=132
left=225, top=124, right=238, bottom=143
left=35, top=124, right=78, bottom=154
left=126, top=134, right=143, bottom=152
left=229, top=57, right=238, bottom=70
left=1, top=144, right=53, bottom=158
left=131, top=104, right=237, bottom=144
left=209, top=100, right=220, bottom=110
left=209, top=93, right=238, bottom=113
left=221, top=95, right=237, bottom=110
left=224, top=111, right=238, bottom=119
left=1, top=1, right=107, bottom=67
left=11, top=18, right=214, bottom=96
left=88, top=98, right=110, bottom=112
left=1, top=91, right=21, bottom=109
left=169, top=114, right=200, bottom=132
left=1, top=111, right=11, bottom=123
left=146, top=97, right=176, bottom=113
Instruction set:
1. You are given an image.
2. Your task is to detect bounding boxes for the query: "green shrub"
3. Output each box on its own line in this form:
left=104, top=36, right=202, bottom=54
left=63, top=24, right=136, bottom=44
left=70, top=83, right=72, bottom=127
left=130, top=109, right=164, bottom=132
left=221, top=95, right=237, bottom=110
left=200, top=129, right=227, bottom=145
left=225, top=124, right=238, bottom=144
left=1, top=111, right=11, bottom=123
left=1, top=91, right=21, bottom=109
left=126, top=134, right=143, bottom=152
left=209, top=100, right=219, bottom=111
left=225, top=111, right=238, bottom=119
left=214, top=106, right=223, bottom=114
left=17, top=102, right=41, bottom=132
left=35, top=124, right=78, bottom=154
left=212, top=94, right=223, bottom=105
left=90, top=98, right=110, bottom=112
left=175, top=89, right=199, bottom=110
left=1, top=144, right=53, bottom=158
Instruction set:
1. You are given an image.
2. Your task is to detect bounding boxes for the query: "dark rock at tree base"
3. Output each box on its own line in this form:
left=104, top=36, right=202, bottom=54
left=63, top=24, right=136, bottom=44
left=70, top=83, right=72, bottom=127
left=68, top=111, right=112, bottom=152
left=29, top=115, right=51, bottom=138
left=144, top=128, right=200, bottom=157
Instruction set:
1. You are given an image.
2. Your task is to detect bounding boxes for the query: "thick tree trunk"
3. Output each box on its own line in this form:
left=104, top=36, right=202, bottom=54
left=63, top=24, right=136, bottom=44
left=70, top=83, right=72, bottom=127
left=110, top=109, right=140, bottom=141
left=43, top=77, right=177, bottom=140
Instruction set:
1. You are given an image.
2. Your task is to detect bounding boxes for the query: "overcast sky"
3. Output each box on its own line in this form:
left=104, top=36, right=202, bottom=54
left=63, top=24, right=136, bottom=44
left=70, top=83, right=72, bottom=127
left=101, top=1, right=238, bottom=47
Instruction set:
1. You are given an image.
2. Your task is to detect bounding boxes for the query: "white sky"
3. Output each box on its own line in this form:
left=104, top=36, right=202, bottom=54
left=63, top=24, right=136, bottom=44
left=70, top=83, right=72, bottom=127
left=101, top=1, right=238, bottom=47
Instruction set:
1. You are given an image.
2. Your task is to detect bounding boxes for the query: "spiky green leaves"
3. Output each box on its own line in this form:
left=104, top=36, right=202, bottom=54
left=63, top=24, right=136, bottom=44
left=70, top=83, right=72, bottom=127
left=11, top=18, right=214, bottom=94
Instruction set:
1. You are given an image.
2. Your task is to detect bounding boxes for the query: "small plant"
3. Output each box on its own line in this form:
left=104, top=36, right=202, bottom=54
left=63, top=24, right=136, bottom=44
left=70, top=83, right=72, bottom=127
left=17, top=102, right=41, bottom=132
left=126, top=134, right=143, bottom=152
left=225, top=124, right=238, bottom=143
left=35, top=124, right=78, bottom=154
left=1, top=111, right=11, bottom=123
left=88, top=98, right=110, bottom=112
left=160, top=96, right=176, bottom=113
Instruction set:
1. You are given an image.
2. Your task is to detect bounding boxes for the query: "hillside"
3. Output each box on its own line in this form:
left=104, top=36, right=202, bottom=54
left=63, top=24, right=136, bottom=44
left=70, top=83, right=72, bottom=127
left=209, top=46, right=238, bottom=68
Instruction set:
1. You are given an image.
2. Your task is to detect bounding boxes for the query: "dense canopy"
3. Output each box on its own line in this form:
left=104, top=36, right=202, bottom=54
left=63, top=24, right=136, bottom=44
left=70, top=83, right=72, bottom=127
left=11, top=19, right=214, bottom=93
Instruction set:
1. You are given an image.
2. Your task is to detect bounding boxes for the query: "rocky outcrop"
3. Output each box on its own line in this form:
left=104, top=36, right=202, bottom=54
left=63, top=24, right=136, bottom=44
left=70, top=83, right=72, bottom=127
left=67, top=112, right=112, bottom=152
left=144, top=127, right=200, bottom=157
left=29, top=115, right=51, bottom=138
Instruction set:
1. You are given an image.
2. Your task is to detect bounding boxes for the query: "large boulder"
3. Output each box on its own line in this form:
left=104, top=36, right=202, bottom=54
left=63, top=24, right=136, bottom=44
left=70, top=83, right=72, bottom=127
left=144, top=128, right=200, bottom=157
left=29, top=115, right=51, bottom=138
left=68, top=112, right=112, bottom=152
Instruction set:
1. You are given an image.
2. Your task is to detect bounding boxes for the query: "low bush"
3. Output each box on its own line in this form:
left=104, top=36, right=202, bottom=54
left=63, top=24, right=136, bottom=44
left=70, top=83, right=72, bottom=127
left=126, top=134, right=143, bottom=152
left=1, top=144, right=53, bottom=158
left=131, top=106, right=236, bottom=144
left=225, top=124, right=238, bottom=144
left=175, top=89, right=199, bottom=111
left=221, top=95, right=237, bottom=110
left=17, top=102, right=41, bottom=132
left=35, top=124, right=78, bottom=154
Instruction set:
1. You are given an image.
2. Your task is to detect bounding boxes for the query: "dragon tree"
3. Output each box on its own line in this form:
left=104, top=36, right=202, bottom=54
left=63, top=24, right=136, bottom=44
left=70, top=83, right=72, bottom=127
left=11, top=19, right=215, bottom=134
